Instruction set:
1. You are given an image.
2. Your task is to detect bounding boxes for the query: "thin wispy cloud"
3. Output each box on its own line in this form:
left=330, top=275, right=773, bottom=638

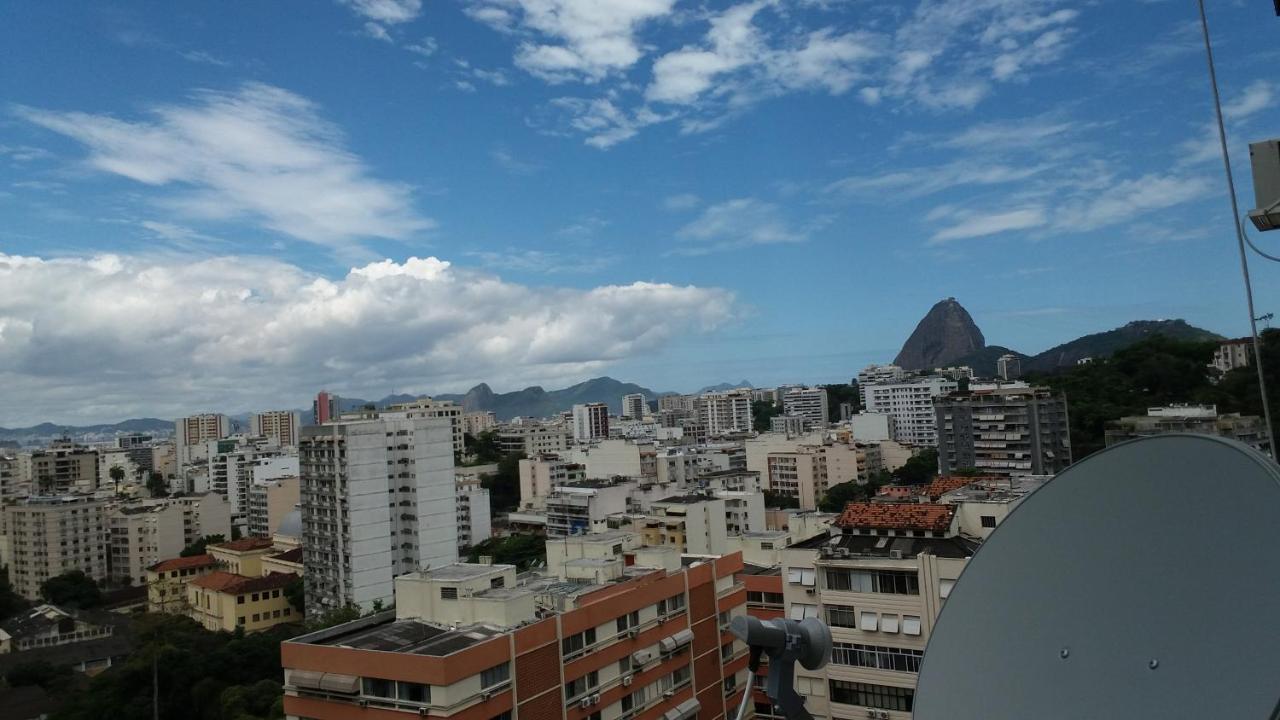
left=673, top=197, right=808, bottom=255
left=17, top=82, right=431, bottom=251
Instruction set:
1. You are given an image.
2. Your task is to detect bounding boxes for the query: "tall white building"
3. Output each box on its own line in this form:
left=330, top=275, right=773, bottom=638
left=207, top=438, right=297, bottom=527
left=697, top=389, right=753, bottom=436
left=783, top=387, right=830, bottom=428
left=249, top=410, right=301, bottom=447
left=621, top=393, right=647, bottom=420
left=175, top=414, right=231, bottom=464
left=857, top=364, right=905, bottom=406
left=299, top=416, right=457, bottom=613
left=351, top=398, right=466, bottom=456
left=5, top=496, right=108, bottom=600
left=863, top=377, right=958, bottom=447
left=571, top=403, right=610, bottom=442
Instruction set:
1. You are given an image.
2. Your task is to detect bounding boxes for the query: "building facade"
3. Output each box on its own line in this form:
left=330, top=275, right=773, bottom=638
left=5, top=496, right=108, bottom=600
left=249, top=410, right=301, bottom=447
left=175, top=414, right=231, bottom=464
left=247, top=475, right=301, bottom=538
left=26, top=442, right=98, bottom=495
left=783, top=387, right=830, bottom=429
left=573, top=403, right=611, bottom=443
left=697, top=390, right=753, bottom=436
left=935, top=387, right=1072, bottom=476
left=299, top=416, right=458, bottom=614
left=623, top=393, right=648, bottom=420
left=995, top=354, right=1022, bottom=381
left=1104, top=404, right=1269, bottom=454
left=864, top=377, right=958, bottom=447
left=1212, top=338, right=1252, bottom=373
left=857, top=365, right=905, bottom=407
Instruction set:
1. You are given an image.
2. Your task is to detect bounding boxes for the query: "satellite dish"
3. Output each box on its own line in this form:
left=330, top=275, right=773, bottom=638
left=915, top=434, right=1280, bottom=719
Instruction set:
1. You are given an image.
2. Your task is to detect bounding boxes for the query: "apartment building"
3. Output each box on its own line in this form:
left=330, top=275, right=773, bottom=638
left=280, top=538, right=749, bottom=720
left=573, top=403, right=611, bottom=443
left=697, top=390, right=753, bottom=436
left=313, top=391, right=340, bottom=425
left=106, top=500, right=185, bottom=586
left=856, top=365, right=905, bottom=407
left=863, top=377, right=958, bottom=447
left=782, top=502, right=975, bottom=720
left=519, top=454, right=587, bottom=511
left=546, top=479, right=635, bottom=537
left=462, top=411, right=497, bottom=436
left=1104, top=404, right=1269, bottom=454
left=208, top=437, right=298, bottom=525
left=658, top=394, right=698, bottom=413
left=146, top=553, right=220, bottom=613
left=1, top=454, right=20, bottom=501
left=623, top=393, right=648, bottom=420
left=381, top=398, right=466, bottom=456
left=995, top=354, right=1022, bottom=381
left=642, top=495, right=730, bottom=556
left=249, top=410, right=301, bottom=448
left=455, top=476, right=493, bottom=550
left=247, top=475, right=301, bottom=538
left=763, top=444, right=863, bottom=511
left=5, top=495, right=108, bottom=600
left=175, top=413, right=231, bottom=464
left=783, top=387, right=830, bottom=429
left=26, top=441, right=99, bottom=495
left=1212, top=338, right=1252, bottom=373
left=935, top=386, right=1072, bottom=476
left=498, top=423, right=571, bottom=456
left=299, top=416, right=457, bottom=613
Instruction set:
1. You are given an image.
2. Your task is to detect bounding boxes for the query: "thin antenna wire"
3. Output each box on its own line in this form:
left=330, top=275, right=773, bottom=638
left=1196, top=0, right=1277, bottom=458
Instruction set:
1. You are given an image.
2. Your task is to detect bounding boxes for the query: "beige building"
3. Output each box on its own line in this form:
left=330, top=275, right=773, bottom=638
left=175, top=413, right=231, bottom=464
left=5, top=495, right=108, bottom=600
left=26, top=442, right=99, bottom=495
left=106, top=494, right=231, bottom=586
left=249, top=410, right=301, bottom=447
left=496, top=423, right=570, bottom=456
left=697, top=389, right=753, bottom=436
left=518, top=454, right=585, bottom=510
left=377, top=398, right=466, bottom=455
left=462, top=410, right=497, bottom=436
left=247, top=475, right=300, bottom=538
left=764, top=443, right=865, bottom=511
left=641, top=494, right=729, bottom=555
left=146, top=553, right=220, bottom=613
left=188, top=570, right=297, bottom=633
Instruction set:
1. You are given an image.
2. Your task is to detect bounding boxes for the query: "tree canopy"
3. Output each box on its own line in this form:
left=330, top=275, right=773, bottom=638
left=40, top=571, right=102, bottom=609
left=180, top=534, right=225, bottom=558
left=751, top=400, right=780, bottom=433
left=481, top=451, right=525, bottom=514
left=466, top=534, right=546, bottom=570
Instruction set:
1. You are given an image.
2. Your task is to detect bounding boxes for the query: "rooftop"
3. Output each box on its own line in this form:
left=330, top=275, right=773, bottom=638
left=411, top=563, right=510, bottom=581
left=835, top=502, right=956, bottom=533
left=148, top=553, right=217, bottom=573
left=300, top=612, right=506, bottom=656
left=269, top=547, right=304, bottom=564
left=212, top=537, right=276, bottom=553
left=796, top=531, right=977, bottom=559
left=922, top=476, right=991, bottom=501
left=656, top=493, right=718, bottom=505
left=190, top=570, right=298, bottom=595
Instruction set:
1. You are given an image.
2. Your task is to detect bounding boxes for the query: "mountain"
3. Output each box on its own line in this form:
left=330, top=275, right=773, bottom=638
left=0, top=418, right=174, bottom=446
left=952, top=345, right=1030, bottom=378
left=1024, top=320, right=1224, bottom=373
left=697, top=380, right=754, bottom=393
left=894, top=298, right=987, bottom=371
left=446, top=377, right=661, bottom=420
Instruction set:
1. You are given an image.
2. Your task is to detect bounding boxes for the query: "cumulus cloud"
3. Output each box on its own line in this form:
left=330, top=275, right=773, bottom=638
left=465, top=0, right=677, bottom=82
left=17, top=83, right=430, bottom=250
left=0, top=252, right=735, bottom=425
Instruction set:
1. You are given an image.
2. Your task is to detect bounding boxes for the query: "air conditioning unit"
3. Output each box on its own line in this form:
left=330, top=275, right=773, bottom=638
left=805, top=588, right=815, bottom=595
left=590, top=693, right=601, bottom=705
left=479, top=690, right=492, bottom=701
left=622, top=675, right=634, bottom=686
left=581, top=698, right=593, bottom=709
left=632, top=650, right=654, bottom=665
left=663, top=690, right=675, bottom=699
left=889, top=549, right=904, bottom=559
left=627, top=629, right=640, bottom=639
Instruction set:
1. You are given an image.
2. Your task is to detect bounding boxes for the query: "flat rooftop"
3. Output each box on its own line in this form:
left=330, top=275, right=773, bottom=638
left=412, top=563, right=511, bottom=581
left=793, top=531, right=977, bottom=560
left=300, top=614, right=505, bottom=656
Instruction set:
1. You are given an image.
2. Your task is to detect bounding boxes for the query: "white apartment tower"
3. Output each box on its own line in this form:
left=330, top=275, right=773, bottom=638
left=572, top=403, right=610, bottom=442
left=697, top=389, right=754, bottom=435
left=381, top=398, right=466, bottom=456
left=863, top=377, right=958, bottom=447
left=622, top=393, right=647, bottom=420
left=249, top=410, right=301, bottom=447
left=175, top=414, right=231, bottom=464
left=299, top=416, right=458, bottom=614
left=784, top=387, right=830, bottom=428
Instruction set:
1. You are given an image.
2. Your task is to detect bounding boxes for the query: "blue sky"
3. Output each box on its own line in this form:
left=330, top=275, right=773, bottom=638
left=1, top=0, right=1278, bottom=424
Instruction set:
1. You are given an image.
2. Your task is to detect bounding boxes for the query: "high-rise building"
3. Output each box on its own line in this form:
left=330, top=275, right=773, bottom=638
left=249, top=410, right=301, bottom=447
left=857, top=364, right=906, bottom=406
left=864, top=377, right=958, bottom=447
left=207, top=437, right=298, bottom=526
left=455, top=477, right=493, bottom=550
left=5, top=495, right=108, bottom=600
left=379, top=398, right=466, bottom=456
left=175, top=414, right=231, bottom=464
left=697, top=389, right=753, bottom=436
left=622, top=393, right=648, bottom=420
left=783, top=387, right=830, bottom=428
left=935, top=386, right=1072, bottom=476
left=111, top=494, right=233, bottom=587
left=247, top=475, right=301, bottom=538
left=496, top=423, right=571, bottom=456
left=279, top=538, right=748, bottom=720
left=462, top=411, right=497, bottom=436
left=313, top=391, right=339, bottom=425
left=26, top=441, right=99, bottom=495
left=572, top=402, right=610, bottom=442
left=996, top=354, right=1022, bottom=381
left=299, top=416, right=458, bottom=613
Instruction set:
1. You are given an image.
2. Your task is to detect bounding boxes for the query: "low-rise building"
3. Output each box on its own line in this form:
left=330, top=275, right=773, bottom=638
left=642, top=495, right=730, bottom=555
left=519, top=454, right=587, bottom=511
left=1212, top=338, right=1252, bottom=373
left=0, top=605, right=115, bottom=654
left=146, top=554, right=220, bottom=613
left=1104, top=404, right=1269, bottom=454
left=188, top=570, right=298, bottom=633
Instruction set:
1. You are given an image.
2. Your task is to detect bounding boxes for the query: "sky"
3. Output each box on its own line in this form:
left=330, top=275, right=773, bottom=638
left=1, top=0, right=1279, bottom=425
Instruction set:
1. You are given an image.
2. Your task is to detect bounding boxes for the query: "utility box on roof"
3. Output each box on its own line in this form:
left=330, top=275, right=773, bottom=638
left=1249, top=139, right=1280, bottom=231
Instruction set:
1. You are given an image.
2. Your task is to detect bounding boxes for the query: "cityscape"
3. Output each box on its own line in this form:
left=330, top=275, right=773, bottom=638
left=2, top=1, right=1279, bottom=719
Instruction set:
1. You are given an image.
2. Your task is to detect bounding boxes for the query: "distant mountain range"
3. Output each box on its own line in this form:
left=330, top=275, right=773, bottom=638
left=0, top=418, right=174, bottom=447
left=899, top=299, right=1224, bottom=377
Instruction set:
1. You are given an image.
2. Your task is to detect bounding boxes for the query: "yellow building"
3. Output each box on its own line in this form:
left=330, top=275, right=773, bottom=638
left=187, top=570, right=298, bottom=633
left=145, top=553, right=219, bottom=613
left=207, top=536, right=277, bottom=576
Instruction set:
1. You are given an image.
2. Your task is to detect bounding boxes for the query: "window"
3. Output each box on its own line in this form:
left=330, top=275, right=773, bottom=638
left=800, top=569, right=815, bottom=587
left=440, top=587, right=458, bottom=600
left=826, top=605, right=857, bottom=628
left=747, top=591, right=784, bottom=606
left=902, top=615, right=922, bottom=635
left=657, top=593, right=685, bottom=616
left=829, top=680, right=914, bottom=712
left=564, top=670, right=598, bottom=700
left=786, top=568, right=804, bottom=584
left=616, top=610, right=640, bottom=633
left=252, top=593, right=260, bottom=602
left=788, top=603, right=818, bottom=620
left=618, top=655, right=632, bottom=674
left=237, top=595, right=245, bottom=604
left=760, top=542, right=773, bottom=550
left=252, top=613, right=261, bottom=622
left=490, top=576, right=505, bottom=589
left=481, top=663, right=510, bottom=688
left=562, top=628, right=596, bottom=656
left=237, top=616, right=245, bottom=625
left=397, top=681, right=429, bottom=704
left=363, top=678, right=394, bottom=698
left=879, top=615, right=899, bottom=633
left=825, top=569, right=919, bottom=595
left=939, top=579, right=956, bottom=599
left=831, top=643, right=923, bottom=673
left=980, top=515, right=997, bottom=528
left=272, top=589, right=281, bottom=598
left=272, top=609, right=281, bottom=619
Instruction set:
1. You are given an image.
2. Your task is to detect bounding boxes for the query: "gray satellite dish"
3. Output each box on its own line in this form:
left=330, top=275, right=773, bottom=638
left=915, top=434, right=1280, bottom=719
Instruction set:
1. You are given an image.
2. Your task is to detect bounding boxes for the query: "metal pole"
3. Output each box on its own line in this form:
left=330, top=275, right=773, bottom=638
left=1196, top=0, right=1278, bottom=458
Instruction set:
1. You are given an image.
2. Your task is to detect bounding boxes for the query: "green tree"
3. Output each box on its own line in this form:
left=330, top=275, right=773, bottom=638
left=467, top=534, right=546, bottom=570
left=283, top=576, right=304, bottom=614
left=305, top=604, right=362, bottom=632
left=0, top=566, right=29, bottom=621
left=818, top=474, right=889, bottom=513
left=481, top=451, right=525, bottom=513
left=40, top=570, right=102, bottom=609
left=108, top=465, right=125, bottom=488
left=891, top=448, right=938, bottom=485
left=145, top=471, right=168, bottom=498
left=466, top=430, right=504, bottom=464
left=179, top=534, right=225, bottom=558
left=6, top=660, right=73, bottom=690
left=763, top=490, right=799, bottom=509
left=822, top=383, right=861, bottom=420
left=751, top=400, right=781, bottom=433
left=220, top=678, right=283, bottom=720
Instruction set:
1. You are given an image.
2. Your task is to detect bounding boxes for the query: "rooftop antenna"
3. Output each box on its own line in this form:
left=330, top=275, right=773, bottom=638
left=914, top=434, right=1280, bottom=718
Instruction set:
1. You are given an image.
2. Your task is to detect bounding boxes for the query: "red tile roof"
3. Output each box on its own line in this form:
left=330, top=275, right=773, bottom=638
left=923, top=476, right=983, bottom=501
left=148, top=554, right=217, bottom=573
left=190, top=571, right=299, bottom=595
left=835, top=502, right=956, bottom=533
left=269, top=547, right=303, bottom=564
left=212, top=537, right=276, bottom=553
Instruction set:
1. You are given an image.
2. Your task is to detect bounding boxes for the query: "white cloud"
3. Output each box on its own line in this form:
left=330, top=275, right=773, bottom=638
left=179, top=50, right=231, bottom=67
left=17, top=83, right=430, bottom=250
left=663, top=193, right=701, bottom=211
left=826, top=160, right=1049, bottom=200
left=1225, top=81, right=1274, bottom=121
left=465, top=248, right=616, bottom=273
left=363, top=21, right=394, bottom=42
left=0, top=145, right=52, bottom=162
left=0, top=252, right=734, bottom=425
left=466, top=0, right=678, bottom=83
left=928, top=207, right=1046, bottom=244
left=674, top=198, right=807, bottom=254
left=490, top=145, right=540, bottom=175
left=456, top=59, right=512, bottom=86
left=339, top=0, right=422, bottom=24
left=405, top=36, right=438, bottom=57
left=1055, top=173, right=1209, bottom=232
left=937, top=116, right=1078, bottom=150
